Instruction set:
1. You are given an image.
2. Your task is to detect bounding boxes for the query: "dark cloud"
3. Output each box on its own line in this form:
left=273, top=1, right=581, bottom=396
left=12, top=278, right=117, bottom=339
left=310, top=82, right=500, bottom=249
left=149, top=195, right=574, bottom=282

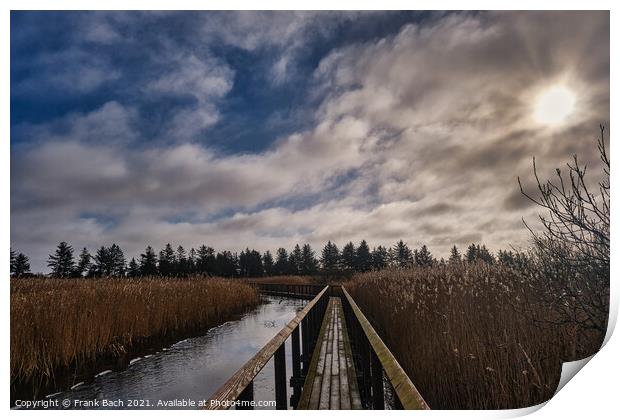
left=503, top=188, right=534, bottom=211
left=453, top=233, right=484, bottom=245
left=415, top=202, right=461, bottom=217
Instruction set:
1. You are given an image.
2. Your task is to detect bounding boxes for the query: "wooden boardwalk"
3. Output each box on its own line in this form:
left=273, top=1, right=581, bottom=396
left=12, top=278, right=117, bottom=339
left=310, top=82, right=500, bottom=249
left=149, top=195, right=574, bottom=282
left=206, top=284, right=429, bottom=410
left=298, top=297, right=362, bottom=410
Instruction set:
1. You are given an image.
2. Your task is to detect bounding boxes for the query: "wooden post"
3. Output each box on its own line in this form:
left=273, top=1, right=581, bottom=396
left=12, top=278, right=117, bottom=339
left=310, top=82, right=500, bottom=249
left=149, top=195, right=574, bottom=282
left=310, top=310, right=316, bottom=359
left=291, top=325, right=301, bottom=378
left=237, top=381, right=254, bottom=410
left=371, top=351, right=385, bottom=409
left=361, top=337, right=372, bottom=407
left=274, top=345, right=287, bottom=409
left=301, top=317, right=310, bottom=374
left=310, top=307, right=317, bottom=344
left=290, top=325, right=302, bottom=407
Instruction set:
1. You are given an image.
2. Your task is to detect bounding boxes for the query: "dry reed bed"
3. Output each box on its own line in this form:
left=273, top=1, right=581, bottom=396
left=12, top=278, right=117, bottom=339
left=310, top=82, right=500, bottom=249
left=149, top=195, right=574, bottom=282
left=11, top=276, right=260, bottom=393
left=345, top=264, right=579, bottom=409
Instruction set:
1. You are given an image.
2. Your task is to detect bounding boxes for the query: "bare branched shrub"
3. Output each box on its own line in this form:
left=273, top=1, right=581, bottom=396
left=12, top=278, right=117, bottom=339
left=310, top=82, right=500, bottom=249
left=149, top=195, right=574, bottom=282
left=519, top=125, right=610, bottom=354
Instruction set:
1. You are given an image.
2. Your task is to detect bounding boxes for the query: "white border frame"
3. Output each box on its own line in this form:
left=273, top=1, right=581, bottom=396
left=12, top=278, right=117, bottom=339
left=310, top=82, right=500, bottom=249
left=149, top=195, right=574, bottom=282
left=3, top=2, right=616, bottom=419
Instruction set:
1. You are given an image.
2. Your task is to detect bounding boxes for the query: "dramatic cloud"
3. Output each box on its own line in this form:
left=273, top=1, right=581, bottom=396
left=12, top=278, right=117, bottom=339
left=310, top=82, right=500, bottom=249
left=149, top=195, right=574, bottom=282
left=10, top=11, right=609, bottom=272
left=147, top=52, right=235, bottom=139
left=199, top=11, right=361, bottom=83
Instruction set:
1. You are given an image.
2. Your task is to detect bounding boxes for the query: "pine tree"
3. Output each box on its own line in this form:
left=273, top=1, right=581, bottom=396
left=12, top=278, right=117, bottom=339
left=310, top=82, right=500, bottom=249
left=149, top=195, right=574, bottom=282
left=289, top=244, right=303, bottom=275
left=92, top=244, right=124, bottom=277
left=464, top=243, right=495, bottom=264
left=355, top=240, right=372, bottom=272
left=321, top=241, right=340, bottom=273
left=76, top=247, right=92, bottom=277
left=188, top=248, right=197, bottom=274
left=12, top=253, right=31, bottom=277
left=176, top=246, right=188, bottom=276
left=391, top=240, right=413, bottom=268
left=449, top=245, right=461, bottom=264
left=93, top=246, right=111, bottom=277
left=139, top=246, right=158, bottom=276
left=497, top=250, right=508, bottom=265
left=466, top=244, right=478, bottom=263
left=239, top=248, right=251, bottom=277
left=48, top=241, right=76, bottom=278
left=10, top=248, right=16, bottom=275
left=263, top=250, right=275, bottom=276
left=478, top=245, right=495, bottom=264
left=158, top=244, right=176, bottom=276
left=340, top=242, right=356, bottom=271
left=109, top=244, right=126, bottom=276
left=196, top=245, right=216, bottom=275
left=371, top=246, right=389, bottom=270
left=415, top=244, right=433, bottom=267
left=213, top=251, right=238, bottom=277
left=301, top=244, right=318, bottom=275
left=127, top=258, right=140, bottom=277
left=274, top=248, right=289, bottom=275
left=246, top=249, right=264, bottom=277
left=498, top=249, right=523, bottom=268
left=232, top=252, right=240, bottom=276
left=512, top=252, right=529, bottom=270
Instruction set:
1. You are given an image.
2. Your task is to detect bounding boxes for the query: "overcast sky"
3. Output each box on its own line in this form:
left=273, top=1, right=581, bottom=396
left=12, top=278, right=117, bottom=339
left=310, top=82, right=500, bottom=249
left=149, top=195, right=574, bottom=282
left=11, top=11, right=609, bottom=272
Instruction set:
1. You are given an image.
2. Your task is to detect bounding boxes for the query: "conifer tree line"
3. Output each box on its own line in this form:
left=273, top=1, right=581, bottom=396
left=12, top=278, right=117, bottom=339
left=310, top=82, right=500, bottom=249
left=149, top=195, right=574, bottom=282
left=10, top=239, right=528, bottom=278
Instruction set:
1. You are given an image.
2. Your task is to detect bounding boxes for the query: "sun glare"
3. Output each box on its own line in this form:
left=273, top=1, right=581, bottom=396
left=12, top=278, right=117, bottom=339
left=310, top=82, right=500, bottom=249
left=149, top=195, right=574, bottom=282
left=534, top=85, right=576, bottom=126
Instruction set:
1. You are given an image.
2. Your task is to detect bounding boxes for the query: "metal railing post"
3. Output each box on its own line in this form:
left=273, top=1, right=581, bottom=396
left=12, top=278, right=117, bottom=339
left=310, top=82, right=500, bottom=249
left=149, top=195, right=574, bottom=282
left=237, top=381, right=254, bottom=410
left=361, top=336, right=372, bottom=407
left=290, top=325, right=302, bottom=407
left=371, top=351, right=385, bottom=409
left=274, top=345, right=287, bottom=409
left=301, top=317, right=310, bottom=374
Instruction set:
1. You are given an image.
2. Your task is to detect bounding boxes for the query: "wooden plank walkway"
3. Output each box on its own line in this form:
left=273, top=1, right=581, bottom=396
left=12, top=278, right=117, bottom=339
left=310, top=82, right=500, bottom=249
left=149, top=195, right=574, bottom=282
left=298, top=297, right=362, bottom=410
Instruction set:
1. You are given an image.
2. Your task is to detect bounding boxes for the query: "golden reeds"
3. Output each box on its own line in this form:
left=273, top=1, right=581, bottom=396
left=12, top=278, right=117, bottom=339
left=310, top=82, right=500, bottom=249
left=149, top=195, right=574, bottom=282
left=345, top=263, right=595, bottom=409
left=11, top=276, right=260, bottom=393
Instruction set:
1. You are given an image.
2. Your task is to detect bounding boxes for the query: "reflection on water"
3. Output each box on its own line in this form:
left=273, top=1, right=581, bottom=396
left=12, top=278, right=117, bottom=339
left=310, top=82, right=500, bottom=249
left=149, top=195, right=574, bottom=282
left=53, top=295, right=307, bottom=410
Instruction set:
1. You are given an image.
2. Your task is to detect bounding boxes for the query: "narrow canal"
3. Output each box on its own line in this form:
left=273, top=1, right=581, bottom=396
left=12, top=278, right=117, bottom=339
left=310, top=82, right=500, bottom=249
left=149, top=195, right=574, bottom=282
left=47, top=295, right=308, bottom=410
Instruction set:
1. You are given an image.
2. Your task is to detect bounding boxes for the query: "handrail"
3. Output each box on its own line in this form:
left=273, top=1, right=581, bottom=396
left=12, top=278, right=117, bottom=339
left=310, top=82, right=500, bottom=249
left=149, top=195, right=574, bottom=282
left=205, top=285, right=330, bottom=409
left=250, top=282, right=323, bottom=288
left=250, top=283, right=324, bottom=298
left=341, top=286, right=430, bottom=410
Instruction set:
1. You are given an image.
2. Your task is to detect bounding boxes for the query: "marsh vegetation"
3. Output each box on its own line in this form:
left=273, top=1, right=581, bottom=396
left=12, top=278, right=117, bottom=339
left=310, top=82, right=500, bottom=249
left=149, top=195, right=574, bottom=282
left=10, top=276, right=260, bottom=400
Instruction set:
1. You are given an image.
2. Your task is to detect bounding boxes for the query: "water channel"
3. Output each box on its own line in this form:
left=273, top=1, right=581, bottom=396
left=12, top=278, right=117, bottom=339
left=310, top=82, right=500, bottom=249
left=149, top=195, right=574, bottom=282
left=43, top=295, right=307, bottom=410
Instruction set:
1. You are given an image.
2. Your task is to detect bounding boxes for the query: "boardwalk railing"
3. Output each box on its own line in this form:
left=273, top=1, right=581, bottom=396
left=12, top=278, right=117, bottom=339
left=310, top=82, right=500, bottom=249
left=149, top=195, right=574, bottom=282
left=340, top=286, right=430, bottom=410
left=205, top=285, right=329, bottom=410
left=251, top=283, right=325, bottom=299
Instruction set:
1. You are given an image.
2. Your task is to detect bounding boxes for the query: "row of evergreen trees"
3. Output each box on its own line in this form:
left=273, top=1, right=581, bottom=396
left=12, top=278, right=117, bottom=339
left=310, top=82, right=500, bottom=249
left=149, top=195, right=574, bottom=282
left=10, top=240, right=527, bottom=278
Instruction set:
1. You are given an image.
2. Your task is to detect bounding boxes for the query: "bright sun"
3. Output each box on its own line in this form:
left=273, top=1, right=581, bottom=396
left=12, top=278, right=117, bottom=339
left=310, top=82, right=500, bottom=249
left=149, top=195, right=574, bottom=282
left=534, top=85, right=576, bottom=126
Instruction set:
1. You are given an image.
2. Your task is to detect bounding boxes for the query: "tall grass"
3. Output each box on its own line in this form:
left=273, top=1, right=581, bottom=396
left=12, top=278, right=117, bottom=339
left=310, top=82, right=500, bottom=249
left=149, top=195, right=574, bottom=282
left=11, top=276, right=260, bottom=397
left=345, top=263, right=603, bottom=409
